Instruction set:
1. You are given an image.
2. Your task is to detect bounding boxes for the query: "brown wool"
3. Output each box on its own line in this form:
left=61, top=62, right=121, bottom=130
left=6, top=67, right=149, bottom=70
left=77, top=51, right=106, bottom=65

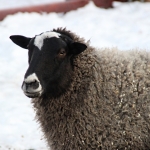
left=32, top=28, right=150, bottom=150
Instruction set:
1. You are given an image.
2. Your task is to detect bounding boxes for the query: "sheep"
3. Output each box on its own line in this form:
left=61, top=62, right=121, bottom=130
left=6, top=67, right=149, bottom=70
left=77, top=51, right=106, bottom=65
left=10, top=28, right=150, bottom=150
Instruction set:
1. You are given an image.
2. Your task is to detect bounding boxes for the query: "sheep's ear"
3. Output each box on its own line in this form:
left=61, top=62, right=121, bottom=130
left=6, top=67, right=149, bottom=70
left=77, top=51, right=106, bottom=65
left=10, top=35, right=31, bottom=49
left=70, top=42, right=87, bottom=55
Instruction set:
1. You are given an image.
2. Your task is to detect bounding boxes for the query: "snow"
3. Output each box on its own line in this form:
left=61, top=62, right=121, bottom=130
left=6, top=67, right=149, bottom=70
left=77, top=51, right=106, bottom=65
left=0, top=1, right=150, bottom=149
left=0, top=0, right=65, bottom=9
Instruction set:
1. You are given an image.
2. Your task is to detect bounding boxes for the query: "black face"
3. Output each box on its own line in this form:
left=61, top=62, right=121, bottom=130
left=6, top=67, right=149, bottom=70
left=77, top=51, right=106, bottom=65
left=10, top=31, right=87, bottom=98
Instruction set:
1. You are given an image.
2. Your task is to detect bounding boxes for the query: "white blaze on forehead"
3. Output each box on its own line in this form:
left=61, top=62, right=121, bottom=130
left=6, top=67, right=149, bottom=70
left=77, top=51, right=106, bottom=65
left=34, top=31, right=60, bottom=50
left=24, top=73, right=40, bottom=83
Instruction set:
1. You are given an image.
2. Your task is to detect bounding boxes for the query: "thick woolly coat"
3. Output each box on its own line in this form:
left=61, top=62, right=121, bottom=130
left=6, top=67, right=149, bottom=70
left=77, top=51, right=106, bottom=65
left=32, top=29, right=150, bottom=150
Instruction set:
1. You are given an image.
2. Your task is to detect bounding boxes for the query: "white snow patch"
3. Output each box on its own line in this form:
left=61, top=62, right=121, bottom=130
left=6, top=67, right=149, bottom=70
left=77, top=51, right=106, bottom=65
left=0, top=0, right=65, bottom=9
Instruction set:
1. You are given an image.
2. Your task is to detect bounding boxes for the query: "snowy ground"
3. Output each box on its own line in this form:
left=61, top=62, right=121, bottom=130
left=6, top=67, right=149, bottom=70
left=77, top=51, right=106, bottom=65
left=0, top=0, right=65, bottom=9
left=0, top=1, right=150, bottom=150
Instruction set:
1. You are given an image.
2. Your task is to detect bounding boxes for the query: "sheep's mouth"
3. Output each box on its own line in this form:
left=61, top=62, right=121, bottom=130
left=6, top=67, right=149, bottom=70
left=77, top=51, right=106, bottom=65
left=24, top=91, right=42, bottom=98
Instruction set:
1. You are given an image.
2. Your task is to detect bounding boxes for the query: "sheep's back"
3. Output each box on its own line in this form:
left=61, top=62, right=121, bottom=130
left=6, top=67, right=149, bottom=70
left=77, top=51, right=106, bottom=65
left=93, top=48, right=150, bottom=149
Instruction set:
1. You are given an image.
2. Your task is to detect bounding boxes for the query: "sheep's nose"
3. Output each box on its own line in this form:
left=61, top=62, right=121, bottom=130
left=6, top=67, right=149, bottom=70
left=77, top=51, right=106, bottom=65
left=22, top=79, right=39, bottom=93
left=23, top=80, right=39, bottom=92
left=21, top=73, right=42, bottom=98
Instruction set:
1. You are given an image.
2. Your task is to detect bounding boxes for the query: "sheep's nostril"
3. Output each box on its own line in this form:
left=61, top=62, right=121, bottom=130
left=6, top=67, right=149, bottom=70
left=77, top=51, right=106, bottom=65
left=25, top=80, right=39, bottom=90
left=22, top=79, right=40, bottom=93
left=26, top=80, right=39, bottom=89
left=22, top=73, right=42, bottom=97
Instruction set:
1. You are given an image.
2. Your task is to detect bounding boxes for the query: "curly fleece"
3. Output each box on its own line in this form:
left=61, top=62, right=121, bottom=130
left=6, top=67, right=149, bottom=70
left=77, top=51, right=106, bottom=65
left=32, top=28, right=150, bottom=150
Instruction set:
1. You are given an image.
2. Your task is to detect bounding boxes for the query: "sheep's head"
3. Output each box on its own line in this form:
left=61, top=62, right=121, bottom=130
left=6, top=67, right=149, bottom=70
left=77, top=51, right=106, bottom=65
left=10, top=30, right=87, bottom=98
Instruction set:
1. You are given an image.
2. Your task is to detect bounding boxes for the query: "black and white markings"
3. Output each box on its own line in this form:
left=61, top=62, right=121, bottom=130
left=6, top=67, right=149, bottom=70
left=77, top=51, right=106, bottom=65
left=34, top=31, right=60, bottom=50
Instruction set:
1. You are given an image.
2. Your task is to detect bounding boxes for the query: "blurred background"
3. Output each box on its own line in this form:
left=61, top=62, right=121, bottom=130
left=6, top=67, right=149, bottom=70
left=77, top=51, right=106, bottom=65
left=0, top=0, right=150, bottom=149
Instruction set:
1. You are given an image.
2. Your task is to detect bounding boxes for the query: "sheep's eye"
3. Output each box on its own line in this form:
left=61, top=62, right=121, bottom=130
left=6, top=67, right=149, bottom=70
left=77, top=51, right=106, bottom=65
left=59, top=49, right=66, bottom=56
